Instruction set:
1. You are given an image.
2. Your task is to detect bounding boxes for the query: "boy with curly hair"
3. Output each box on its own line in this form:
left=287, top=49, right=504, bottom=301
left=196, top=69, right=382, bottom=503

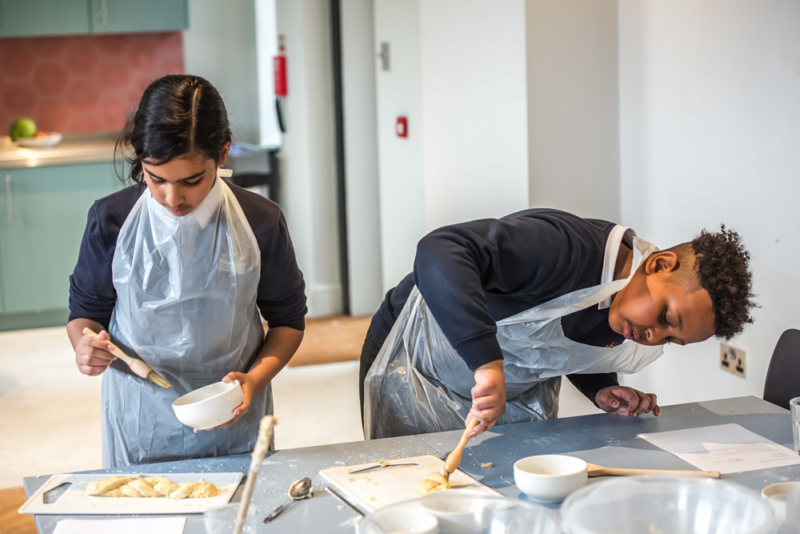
left=360, top=209, right=755, bottom=438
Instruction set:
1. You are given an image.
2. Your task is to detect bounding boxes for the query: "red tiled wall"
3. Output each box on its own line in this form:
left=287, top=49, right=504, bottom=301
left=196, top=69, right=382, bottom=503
left=0, top=33, right=184, bottom=134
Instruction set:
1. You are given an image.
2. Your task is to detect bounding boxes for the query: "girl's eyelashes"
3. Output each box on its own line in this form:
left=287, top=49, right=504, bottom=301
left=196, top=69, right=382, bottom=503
left=146, top=175, right=203, bottom=186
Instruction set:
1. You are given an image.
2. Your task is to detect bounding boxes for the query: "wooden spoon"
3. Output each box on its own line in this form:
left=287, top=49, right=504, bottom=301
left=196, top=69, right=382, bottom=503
left=587, top=462, right=720, bottom=479
left=443, top=418, right=481, bottom=482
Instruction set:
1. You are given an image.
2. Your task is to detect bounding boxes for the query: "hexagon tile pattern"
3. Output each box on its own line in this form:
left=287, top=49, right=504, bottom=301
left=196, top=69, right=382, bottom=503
left=0, top=32, right=184, bottom=134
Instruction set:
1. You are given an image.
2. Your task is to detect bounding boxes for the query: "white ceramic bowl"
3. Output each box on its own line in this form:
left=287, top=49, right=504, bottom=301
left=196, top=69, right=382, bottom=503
left=357, top=493, right=560, bottom=534
left=367, top=509, right=438, bottom=534
left=419, top=490, right=491, bottom=531
left=172, top=380, right=242, bottom=430
left=514, top=454, right=588, bottom=503
left=15, top=133, right=63, bottom=148
left=761, top=481, right=800, bottom=520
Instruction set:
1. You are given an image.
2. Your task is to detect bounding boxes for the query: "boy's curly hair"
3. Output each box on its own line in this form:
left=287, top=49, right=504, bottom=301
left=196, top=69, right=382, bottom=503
left=667, top=226, right=756, bottom=340
left=693, top=226, right=756, bottom=339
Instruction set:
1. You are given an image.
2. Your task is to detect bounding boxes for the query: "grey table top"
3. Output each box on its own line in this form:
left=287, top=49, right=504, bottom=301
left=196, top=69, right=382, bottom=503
left=23, top=396, right=800, bottom=533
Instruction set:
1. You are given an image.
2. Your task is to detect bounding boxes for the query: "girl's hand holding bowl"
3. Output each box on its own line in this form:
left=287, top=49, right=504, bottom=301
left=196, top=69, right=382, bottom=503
left=196, top=372, right=254, bottom=432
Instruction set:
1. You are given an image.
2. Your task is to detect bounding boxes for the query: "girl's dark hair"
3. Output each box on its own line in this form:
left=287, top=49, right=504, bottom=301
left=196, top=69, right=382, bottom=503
left=115, top=75, right=232, bottom=185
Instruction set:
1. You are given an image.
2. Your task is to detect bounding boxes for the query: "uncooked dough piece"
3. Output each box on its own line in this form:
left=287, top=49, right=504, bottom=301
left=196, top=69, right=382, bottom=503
left=145, top=477, right=180, bottom=496
left=168, top=481, right=218, bottom=499
left=83, top=476, right=217, bottom=499
left=117, top=478, right=161, bottom=499
left=418, top=472, right=451, bottom=495
left=84, top=477, right=134, bottom=496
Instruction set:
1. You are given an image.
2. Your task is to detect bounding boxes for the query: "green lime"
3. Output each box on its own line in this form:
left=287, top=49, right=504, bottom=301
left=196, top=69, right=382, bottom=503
left=9, top=117, right=37, bottom=142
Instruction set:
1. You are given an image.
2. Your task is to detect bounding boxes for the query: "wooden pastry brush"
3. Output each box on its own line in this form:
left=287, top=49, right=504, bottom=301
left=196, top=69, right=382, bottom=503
left=83, top=328, right=171, bottom=388
left=442, top=418, right=480, bottom=482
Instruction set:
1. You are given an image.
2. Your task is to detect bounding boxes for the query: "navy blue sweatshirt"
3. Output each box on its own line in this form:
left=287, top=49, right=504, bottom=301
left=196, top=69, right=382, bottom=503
left=69, top=182, right=307, bottom=332
left=370, top=208, right=624, bottom=403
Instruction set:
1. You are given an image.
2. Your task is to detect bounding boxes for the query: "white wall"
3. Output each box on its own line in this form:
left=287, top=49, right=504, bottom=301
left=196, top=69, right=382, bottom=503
left=618, top=0, right=800, bottom=405
left=276, top=0, right=342, bottom=317
left=184, top=0, right=261, bottom=144
left=419, top=0, right=529, bottom=231
left=525, top=0, right=620, bottom=222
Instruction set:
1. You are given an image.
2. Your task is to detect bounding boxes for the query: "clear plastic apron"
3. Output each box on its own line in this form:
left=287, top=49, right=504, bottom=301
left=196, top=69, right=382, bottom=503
left=102, top=171, right=268, bottom=467
left=364, top=235, right=664, bottom=440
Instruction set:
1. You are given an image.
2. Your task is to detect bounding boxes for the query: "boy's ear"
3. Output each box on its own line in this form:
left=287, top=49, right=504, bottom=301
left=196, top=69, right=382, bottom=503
left=645, top=251, right=679, bottom=275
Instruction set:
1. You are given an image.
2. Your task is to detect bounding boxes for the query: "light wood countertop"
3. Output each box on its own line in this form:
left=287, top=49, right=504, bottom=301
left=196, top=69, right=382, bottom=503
left=0, top=132, right=125, bottom=169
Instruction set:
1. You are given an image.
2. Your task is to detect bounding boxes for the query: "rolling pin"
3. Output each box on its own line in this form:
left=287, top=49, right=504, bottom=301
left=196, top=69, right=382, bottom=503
left=443, top=418, right=481, bottom=482
left=82, top=328, right=170, bottom=388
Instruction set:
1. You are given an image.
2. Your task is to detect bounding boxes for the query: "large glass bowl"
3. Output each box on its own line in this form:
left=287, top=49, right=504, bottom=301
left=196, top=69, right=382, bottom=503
left=356, top=492, right=560, bottom=534
left=561, top=476, right=777, bottom=534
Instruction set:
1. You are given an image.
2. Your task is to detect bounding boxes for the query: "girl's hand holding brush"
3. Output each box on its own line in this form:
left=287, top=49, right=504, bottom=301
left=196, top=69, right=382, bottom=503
left=75, top=328, right=117, bottom=377
left=80, top=327, right=171, bottom=388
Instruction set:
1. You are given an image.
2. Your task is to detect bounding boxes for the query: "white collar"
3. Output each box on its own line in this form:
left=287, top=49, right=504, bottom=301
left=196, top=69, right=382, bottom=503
left=598, top=225, right=636, bottom=310
left=190, top=175, right=222, bottom=229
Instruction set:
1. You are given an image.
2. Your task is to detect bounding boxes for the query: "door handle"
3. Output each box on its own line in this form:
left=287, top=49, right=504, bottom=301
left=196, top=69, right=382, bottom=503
left=96, top=0, right=108, bottom=25
left=5, top=174, right=12, bottom=223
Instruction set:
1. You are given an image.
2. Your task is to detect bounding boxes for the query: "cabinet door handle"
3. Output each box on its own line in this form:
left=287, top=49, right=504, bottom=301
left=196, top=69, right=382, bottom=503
left=96, top=0, right=108, bottom=25
left=5, top=174, right=12, bottom=223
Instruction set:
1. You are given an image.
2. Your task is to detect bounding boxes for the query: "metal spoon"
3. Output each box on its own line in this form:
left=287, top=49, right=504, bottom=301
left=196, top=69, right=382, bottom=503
left=263, top=477, right=313, bottom=523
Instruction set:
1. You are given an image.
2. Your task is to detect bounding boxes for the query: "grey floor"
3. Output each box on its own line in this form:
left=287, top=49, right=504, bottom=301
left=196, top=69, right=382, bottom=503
left=0, top=326, right=599, bottom=489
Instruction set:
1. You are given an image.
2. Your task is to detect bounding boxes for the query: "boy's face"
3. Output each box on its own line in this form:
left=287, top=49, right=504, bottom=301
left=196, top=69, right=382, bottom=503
left=608, top=252, right=716, bottom=346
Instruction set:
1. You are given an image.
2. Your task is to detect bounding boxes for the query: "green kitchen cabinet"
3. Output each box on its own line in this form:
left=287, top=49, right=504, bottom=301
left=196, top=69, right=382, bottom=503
left=0, top=162, right=121, bottom=330
left=90, top=0, right=187, bottom=34
left=0, top=0, right=90, bottom=37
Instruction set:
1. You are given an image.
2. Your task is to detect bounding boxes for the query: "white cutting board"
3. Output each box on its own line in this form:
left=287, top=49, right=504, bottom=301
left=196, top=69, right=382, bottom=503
left=320, top=455, right=501, bottom=513
left=19, top=472, right=243, bottom=515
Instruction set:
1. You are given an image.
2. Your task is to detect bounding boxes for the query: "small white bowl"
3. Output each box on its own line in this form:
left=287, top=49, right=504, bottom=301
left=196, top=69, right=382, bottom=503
left=370, top=509, right=438, bottom=534
left=514, top=454, right=588, bottom=503
left=15, top=133, right=63, bottom=148
left=761, top=481, right=800, bottom=520
left=172, top=380, right=242, bottom=430
left=419, top=490, right=491, bottom=531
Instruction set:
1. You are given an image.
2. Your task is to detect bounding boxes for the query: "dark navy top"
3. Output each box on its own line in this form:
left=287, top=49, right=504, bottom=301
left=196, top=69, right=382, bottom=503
left=69, top=182, right=307, bottom=332
left=370, top=208, right=625, bottom=403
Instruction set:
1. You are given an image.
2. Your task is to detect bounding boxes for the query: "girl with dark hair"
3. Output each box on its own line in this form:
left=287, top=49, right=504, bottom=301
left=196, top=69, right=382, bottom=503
left=66, top=75, right=306, bottom=467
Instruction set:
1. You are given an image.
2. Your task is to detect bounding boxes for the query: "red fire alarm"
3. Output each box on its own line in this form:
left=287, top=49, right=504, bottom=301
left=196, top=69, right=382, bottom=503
left=396, top=116, right=408, bottom=138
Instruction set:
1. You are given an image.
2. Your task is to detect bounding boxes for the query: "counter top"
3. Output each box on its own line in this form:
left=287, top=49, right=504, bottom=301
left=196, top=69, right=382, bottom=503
left=0, top=132, right=121, bottom=169
left=23, top=396, right=800, bottom=533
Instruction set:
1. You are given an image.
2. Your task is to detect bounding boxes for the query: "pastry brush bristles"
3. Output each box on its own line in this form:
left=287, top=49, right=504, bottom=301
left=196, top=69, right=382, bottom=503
left=147, top=372, right=171, bottom=388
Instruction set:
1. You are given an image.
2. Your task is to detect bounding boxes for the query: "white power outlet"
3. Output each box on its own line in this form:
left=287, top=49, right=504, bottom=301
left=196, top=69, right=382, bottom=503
left=720, top=343, right=746, bottom=378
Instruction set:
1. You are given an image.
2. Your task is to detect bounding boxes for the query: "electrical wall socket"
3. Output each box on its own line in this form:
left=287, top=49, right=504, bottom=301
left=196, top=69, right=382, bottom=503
left=720, top=343, right=746, bottom=378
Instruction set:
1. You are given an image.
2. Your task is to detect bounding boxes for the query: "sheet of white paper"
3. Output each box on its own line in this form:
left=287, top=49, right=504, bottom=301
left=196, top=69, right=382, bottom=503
left=639, top=423, right=800, bottom=474
left=53, top=517, right=186, bottom=534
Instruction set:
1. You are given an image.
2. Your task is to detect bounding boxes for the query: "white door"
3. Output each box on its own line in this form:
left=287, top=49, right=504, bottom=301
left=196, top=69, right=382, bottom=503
left=373, top=0, right=426, bottom=293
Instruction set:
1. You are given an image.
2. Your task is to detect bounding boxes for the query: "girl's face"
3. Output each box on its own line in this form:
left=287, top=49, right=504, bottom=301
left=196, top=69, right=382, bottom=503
left=142, top=144, right=230, bottom=217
